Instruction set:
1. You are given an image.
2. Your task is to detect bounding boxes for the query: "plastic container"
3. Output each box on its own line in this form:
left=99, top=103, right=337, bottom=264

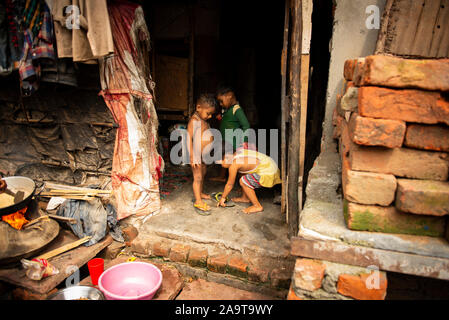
left=98, top=262, right=163, bottom=300
left=87, top=258, right=104, bottom=286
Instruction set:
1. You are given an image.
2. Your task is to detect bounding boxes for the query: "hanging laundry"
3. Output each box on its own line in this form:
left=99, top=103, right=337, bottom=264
left=18, top=1, right=55, bottom=96
left=51, top=0, right=114, bottom=63
left=5, top=0, right=25, bottom=65
left=99, top=0, right=162, bottom=221
left=0, top=3, right=11, bottom=74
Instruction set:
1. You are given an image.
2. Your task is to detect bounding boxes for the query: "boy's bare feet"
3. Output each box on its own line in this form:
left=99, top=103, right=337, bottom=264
left=232, top=196, right=251, bottom=203
left=243, top=205, right=264, bottom=214
left=210, top=176, right=226, bottom=182
left=201, top=193, right=211, bottom=200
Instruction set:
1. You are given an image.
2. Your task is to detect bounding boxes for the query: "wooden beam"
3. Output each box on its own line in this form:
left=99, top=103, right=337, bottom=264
left=298, top=0, right=313, bottom=211
left=280, top=0, right=291, bottom=217
left=291, top=236, right=449, bottom=281
left=287, top=0, right=302, bottom=239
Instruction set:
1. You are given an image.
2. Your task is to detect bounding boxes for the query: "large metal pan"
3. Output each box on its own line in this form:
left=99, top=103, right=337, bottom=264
left=0, top=176, right=36, bottom=216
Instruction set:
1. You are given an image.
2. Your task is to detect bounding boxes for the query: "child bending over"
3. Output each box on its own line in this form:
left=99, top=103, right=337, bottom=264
left=216, top=149, right=281, bottom=214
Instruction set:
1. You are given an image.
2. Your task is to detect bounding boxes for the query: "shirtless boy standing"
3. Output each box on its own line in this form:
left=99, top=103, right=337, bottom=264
left=187, top=94, right=217, bottom=214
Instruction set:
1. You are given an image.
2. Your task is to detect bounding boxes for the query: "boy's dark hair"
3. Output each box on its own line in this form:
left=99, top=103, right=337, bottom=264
left=216, top=85, right=235, bottom=97
left=197, top=93, right=217, bottom=110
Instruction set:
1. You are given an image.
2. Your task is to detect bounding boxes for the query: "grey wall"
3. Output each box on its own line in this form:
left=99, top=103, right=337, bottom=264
left=321, top=0, right=386, bottom=152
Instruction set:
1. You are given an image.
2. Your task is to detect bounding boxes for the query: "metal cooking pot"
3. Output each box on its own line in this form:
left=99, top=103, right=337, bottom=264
left=0, top=176, right=36, bottom=217
left=47, top=286, right=105, bottom=300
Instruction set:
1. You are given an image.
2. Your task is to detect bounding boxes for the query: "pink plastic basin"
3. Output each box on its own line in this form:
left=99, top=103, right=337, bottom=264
left=98, top=262, right=163, bottom=300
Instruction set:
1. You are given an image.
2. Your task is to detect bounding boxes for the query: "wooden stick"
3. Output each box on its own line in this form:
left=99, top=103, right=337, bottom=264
left=44, top=183, right=111, bottom=192
left=46, top=214, right=77, bottom=224
left=38, top=209, right=77, bottom=224
left=23, top=216, right=50, bottom=229
left=35, top=236, right=92, bottom=260
left=47, top=189, right=112, bottom=194
left=38, top=194, right=96, bottom=201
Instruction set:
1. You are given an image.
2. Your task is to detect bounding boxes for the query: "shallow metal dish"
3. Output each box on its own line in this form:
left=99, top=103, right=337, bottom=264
left=47, top=286, right=105, bottom=300
left=0, top=176, right=36, bottom=216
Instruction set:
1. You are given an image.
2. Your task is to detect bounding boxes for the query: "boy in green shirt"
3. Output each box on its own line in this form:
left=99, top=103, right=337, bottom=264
left=211, top=86, right=251, bottom=182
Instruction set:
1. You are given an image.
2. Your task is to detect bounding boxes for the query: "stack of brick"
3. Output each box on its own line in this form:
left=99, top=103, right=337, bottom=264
left=333, top=55, right=449, bottom=239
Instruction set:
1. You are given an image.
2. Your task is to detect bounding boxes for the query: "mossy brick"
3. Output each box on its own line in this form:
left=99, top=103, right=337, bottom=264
left=341, top=87, right=359, bottom=113
left=348, top=142, right=449, bottom=181
left=348, top=113, right=406, bottom=149
left=121, top=225, right=139, bottom=243
left=337, top=272, right=387, bottom=300
left=130, top=238, right=151, bottom=256
left=358, top=86, right=449, bottom=126
left=294, top=258, right=326, bottom=292
left=344, top=59, right=357, bottom=81
left=343, top=200, right=446, bottom=237
left=187, top=248, right=208, bottom=268
left=344, top=81, right=355, bottom=94
left=152, top=241, right=171, bottom=258
left=207, top=254, right=229, bottom=274
left=352, top=58, right=366, bottom=86
left=169, top=244, right=191, bottom=263
left=226, top=256, right=249, bottom=278
left=247, top=266, right=269, bottom=283
left=342, top=150, right=397, bottom=206
left=405, top=124, right=449, bottom=152
left=395, top=179, right=449, bottom=216
left=357, top=55, right=449, bottom=91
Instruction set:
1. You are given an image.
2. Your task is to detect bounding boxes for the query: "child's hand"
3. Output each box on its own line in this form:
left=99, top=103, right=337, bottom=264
left=217, top=197, right=227, bottom=208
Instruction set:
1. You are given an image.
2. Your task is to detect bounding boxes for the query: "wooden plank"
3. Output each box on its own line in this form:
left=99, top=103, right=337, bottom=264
left=390, top=0, right=425, bottom=55
left=301, top=0, right=313, bottom=55
left=377, top=0, right=449, bottom=58
left=291, top=237, right=449, bottom=280
left=281, top=0, right=291, bottom=216
left=429, top=0, right=449, bottom=57
left=36, top=236, right=92, bottom=260
left=411, top=0, right=443, bottom=56
left=298, top=54, right=310, bottom=211
left=0, top=231, right=113, bottom=294
left=287, top=0, right=302, bottom=239
left=298, top=0, right=312, bottom=211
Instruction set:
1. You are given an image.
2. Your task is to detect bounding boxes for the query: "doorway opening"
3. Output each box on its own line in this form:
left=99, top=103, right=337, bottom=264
left=142, top=0, right=334, bottom=222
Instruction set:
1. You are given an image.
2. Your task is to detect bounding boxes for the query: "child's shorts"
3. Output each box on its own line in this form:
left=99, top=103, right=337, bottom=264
left=241, top=173, right=262, bottom=190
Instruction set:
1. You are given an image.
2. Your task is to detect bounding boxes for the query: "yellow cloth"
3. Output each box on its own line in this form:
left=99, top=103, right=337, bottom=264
left=234, top=150, right=282, bottom=188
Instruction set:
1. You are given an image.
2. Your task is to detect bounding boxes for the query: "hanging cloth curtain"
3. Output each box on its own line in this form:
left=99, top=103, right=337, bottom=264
left=99, top=0, right=162, bottom=221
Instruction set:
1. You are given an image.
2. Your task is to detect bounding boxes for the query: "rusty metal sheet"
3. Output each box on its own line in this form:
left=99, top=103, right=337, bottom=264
left=291, top=237, right=449, bottom=280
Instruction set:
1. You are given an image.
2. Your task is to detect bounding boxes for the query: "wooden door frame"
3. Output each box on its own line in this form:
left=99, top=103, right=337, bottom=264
left=281, top=0, right=312, bottom=239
